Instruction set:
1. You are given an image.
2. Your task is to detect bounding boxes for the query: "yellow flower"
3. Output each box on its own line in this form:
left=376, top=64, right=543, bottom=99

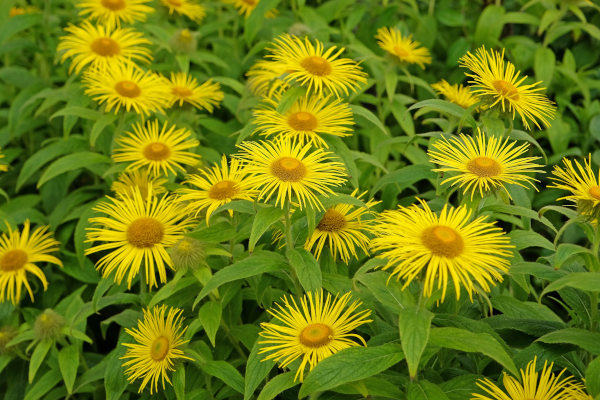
left=253, top=94, right=354, bottom=147
left=83, top=61, right=170, bottom=117
left=305, top=190, right=379, bottom=263
left=472, top=357, right=573, bottom=400
left=0, top=220, right=62, bottom=305
left=0, top=148, right=8, bottom=172
left=235, top=137, right=347, bottom=210
left=459, top=46, right=556, bottom=130
left=111, top=169, right=168, bottom=199
left=428, top=131, right=542, bottom=199
left=375, top=27, right=432, bottom=69
left=85, top=188, right=195, bottom=288
left=113, top=119, right=201, bottom=176
left=58, top=21, right=152, bottom=74
left=160, top=0, right=205, bottom=22
left=259, top=290, right=372, bottom=382
left=549, top=155, right=600, bottom=221
left=266, top=34, right=367, bottom=97
left=9, top=6, right=37, bottom=17
left=246, top=59, right=290, bottom=98
left=221, top=0, right=277, bottom=18
left=122, top=305, right=192, bottom=394
left=166, top=72, right=224, bottom=112
left=371, top=199, right=513, bottom=301
left=563, top=383, right=593, bottom=400
left=75, top=0, right=153, bottom=30
left=431, top=80, right=479, bottom=109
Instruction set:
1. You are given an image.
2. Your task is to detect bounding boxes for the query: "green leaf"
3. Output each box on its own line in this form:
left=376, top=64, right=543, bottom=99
left=586, top=357, right=600, bottom=397
left=408, top=380, right=451, bottom=400
left=275, top=86, right=307, bottom=114
left=201, top=360, right=244, bottom=394
left=58, top=345, right=79, bottom=393
left=257, top=372, right=297, bottom=400
left=50, top=106, right=101, bottom=121
left=371, top=164, right=436, bottom=194
left=286, top=248, right=322, bottom=293
left=29, top=339, right=52, bottom=383
left=37, top=152, right=111, bottom=188
left=148, top=276, right=198, bottom=309
left=249, top=206, right=284, bottom=252
left=193, top=251, right=287, bottom=307
left=553, top=243, right=591, bottom=269
left=174, top=365, right=186, bottom=400
left=24, top=369, right=62, bottom=400
left=537, top=328, right=600, bottom=355
left=104, top=337, right=129, bottom=400
left=198, top=301, right=222, bottom=347
left=534, top=46, right=555, bottom=87
left=298, top=344, right=404, bottom=398
left=408, top=99, right=476, bottom=127
left=90, top=113, right=117, bottom=147
left=474, top=5, right=506, bottom=45
left=509, top=230, right=554, bottom=251
left=541, top=272, right=600, bottom=297
left=349, top=105, right=389, bottom=136
left=244, top=0, right=281, bottom=44
left=399, top=305, right=434, bottom=379
left=244, top=338, right=275, bottom=400
left=428, top=327, right=517, bottom=375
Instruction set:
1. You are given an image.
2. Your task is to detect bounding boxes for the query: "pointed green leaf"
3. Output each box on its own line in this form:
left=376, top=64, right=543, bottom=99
left=399, top=306, right=434, bottom=379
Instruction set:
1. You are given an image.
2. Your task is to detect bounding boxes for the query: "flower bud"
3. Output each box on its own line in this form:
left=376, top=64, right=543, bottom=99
left=0, top=325, right=17, bottom=354
left=170, top=29, right=197, bottom=54
left=170, top=237, right=206, bottom=272
left=34, top=309, right=65, bottom=341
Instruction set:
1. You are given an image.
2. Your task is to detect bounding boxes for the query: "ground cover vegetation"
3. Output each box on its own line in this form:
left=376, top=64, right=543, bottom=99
left=0, top=0, right=600, bottom=399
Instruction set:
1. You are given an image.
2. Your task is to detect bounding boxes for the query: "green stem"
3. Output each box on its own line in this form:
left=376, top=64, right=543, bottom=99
left=139, top=268, right=147, bottom=305
left=283, top=201, right=303, bottom=296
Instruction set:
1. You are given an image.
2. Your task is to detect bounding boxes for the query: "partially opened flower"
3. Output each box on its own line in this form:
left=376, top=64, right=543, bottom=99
left=375, top=27, right=431, bottom=68
left=431, top=80, right=479, bottom=109
left=460, top=46, right=556, bottom=130
left=122, top=305, right=192, bottom=394
left=259, top=290, right=372, bottom=381
left=75, top=0, right=153, bottom=29
left=160, top=0, right=205, bottom=21
left=111, top=169, right=168, bottom=199
left=166, top=72, right=224, bottom=112
left=371, top=199, right=513, bottom=301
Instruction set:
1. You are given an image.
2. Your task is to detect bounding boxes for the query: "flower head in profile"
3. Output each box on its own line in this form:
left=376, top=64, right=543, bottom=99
left=160, top=0, right=205, bottom=21
left=83, top=62, right=170, bottom=116
left=472, top=357, right=573, bottom=400
left=371, top=199, right=513, bottom=301
left=111, top=169, right=168, bottom=199
left=428, top=131, right=542, bottom=199
left=0, top=221, right=62, bottom=305
left=113, top=119, right=201, bottom=176
left=75, top=0, right=153, bottom=29
left=246, top=59, right=290, bottom=98
left=375, top=27, right=431, bottom=69
left=550, top=155, right=600, bottom=222
left=305, top=190, right=379, bottom=263
left=85, top=188, right=195, bottom=288
left=259, top=290, right=372, bottom=382
left=58, top=21, right=152, bottom=74
left=166, top=72, right=224, bottom=112
left=266, top=34, right=367, bottom=97
left=431, top=80, right=479, bottom=109
left=122, top=305, right=192, bottom=394
left=253, top=94, right=354, bottom=147
left=235, top=137, right=347, bottom=210
left=177, top=155, right=257, bottom=224
left=460, top=46, right=556, bottom=130
left=221, top=0, right=277, bottom=18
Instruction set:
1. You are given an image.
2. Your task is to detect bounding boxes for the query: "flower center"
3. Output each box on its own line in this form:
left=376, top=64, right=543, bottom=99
left=492, top=80, right=520, bottom=101
left=150, top=336, right=170, bottom=361
left=143, top=142, right=171, bottom=161
left=90, top=37, right=120, bottom=57
left=101, top=0, right=126, bottom=11
left=167, top=0, right=183, bottom=6
left=299, top=323, right=333, bottom=348
left=270, top=157, right=307, bottom=182
left=179, top=29, right=192, bottom=41
left=393, top=45, right=409, bottom=58
left=466, top=156, right=502, bottom=178
left=114, top=80, right=141, bottom=98
left=287, top=111, right=318, bottom=131
left=171, top=86, right=194, bottom=98
left=420, top=225, right=464, bottom=258
left=589, top=186, right=600, bottom=201
left=300, top=56, right=332, bottom=76
left=127, top=217, right=164, bottom=248
left=317, top=209, right=346, bottom=232
left=0, top=249, right=28, bottom=272
left=208, top=180, right=238, bottom=200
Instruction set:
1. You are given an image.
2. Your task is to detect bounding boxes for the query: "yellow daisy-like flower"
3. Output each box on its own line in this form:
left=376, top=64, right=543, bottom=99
left=375, top=27, right=432, bottom=69
left=85, top=188, right=195, bottom=288
left=305, top=190, right=379, bottom=263
left=0, top=148, right=8, bottom=172
left=83, top=61, right=170, bottom=117
left=111, top=169, right=168, bottom=199
left=459, top=46, right=556, bottom=130
left=221, top=0, right=277, bottom=18
left=259, top=290, right=372, bottom=382
left=167, top=72, right=224, bottom=112
left=235, top=137, right=347, bottom=210
left=267, top=34, right=368, bottom=97
left=75, top=0, right=153, bottom=30
left=431, top=80, right=479, bottom=109
left=549, top=155, right=600, bottom=221
left=371, top=199, right=513, bottom=301
left=121, top=305, right=192, bottom=394
left=472, top=357, right=572, bottom=400
left=177, top=155, right=257, bottom=224
left=246, top=59, right=290, bottom=98
left=0, top=221, right=62, bottom=305
left=253, top=94, right=354, bottom=147
left=160, top=0, right=205, bottom=22
left=113, top=119, right=201, bottom=176
left=563, top=384, right=593, bottom=400
left=427, top=131, right=542, bottom=199
left=57, top=21, right=152, bottom=75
